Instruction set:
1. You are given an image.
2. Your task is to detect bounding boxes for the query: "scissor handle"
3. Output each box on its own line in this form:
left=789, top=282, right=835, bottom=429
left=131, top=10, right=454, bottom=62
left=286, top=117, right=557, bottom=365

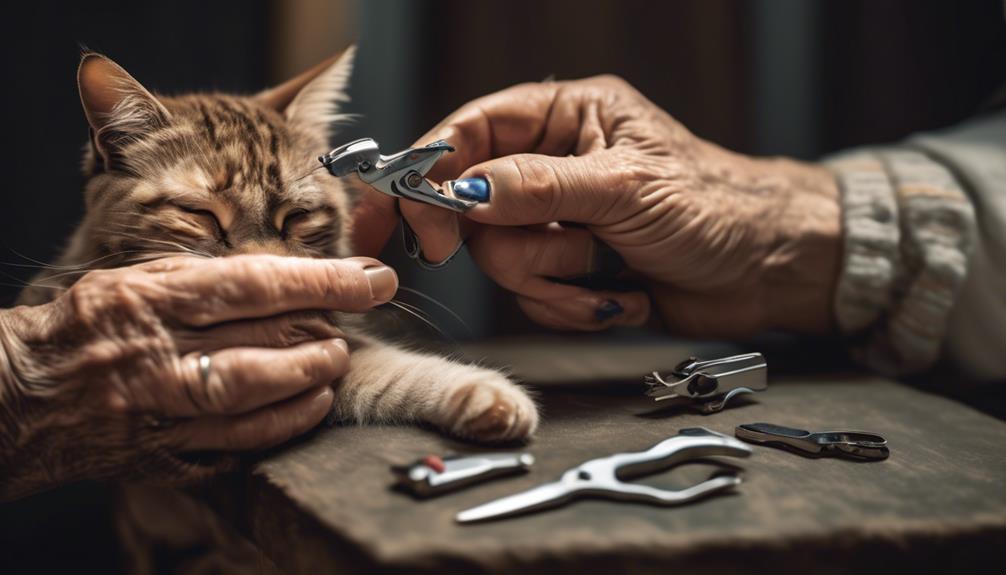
left=597, top=473, right=742, bottom=506
left=606, top=428, right=752, bottom=480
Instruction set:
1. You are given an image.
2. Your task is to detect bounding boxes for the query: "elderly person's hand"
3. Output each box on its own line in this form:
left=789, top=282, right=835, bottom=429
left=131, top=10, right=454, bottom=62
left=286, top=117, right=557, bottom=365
left=0, top=254, right=397, bottom=501
left=353, top=76, right=841, bottom=336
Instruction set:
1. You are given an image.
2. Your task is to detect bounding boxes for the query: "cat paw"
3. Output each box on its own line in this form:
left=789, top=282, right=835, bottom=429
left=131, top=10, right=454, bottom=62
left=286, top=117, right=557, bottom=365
left=445, top=376, right=538, bottom=443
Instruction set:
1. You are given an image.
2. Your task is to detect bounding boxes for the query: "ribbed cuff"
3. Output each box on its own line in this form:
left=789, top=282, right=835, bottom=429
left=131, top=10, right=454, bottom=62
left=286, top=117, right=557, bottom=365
left=828, top=152, right=901, bottom=333
left=826, top=149, right=976, bottom=375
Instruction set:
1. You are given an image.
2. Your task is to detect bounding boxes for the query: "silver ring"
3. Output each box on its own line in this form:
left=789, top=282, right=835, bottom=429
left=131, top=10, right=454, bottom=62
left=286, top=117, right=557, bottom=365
left=401, top=218, right=465, bottom=271
left=199, top=353, right=213, bottom=385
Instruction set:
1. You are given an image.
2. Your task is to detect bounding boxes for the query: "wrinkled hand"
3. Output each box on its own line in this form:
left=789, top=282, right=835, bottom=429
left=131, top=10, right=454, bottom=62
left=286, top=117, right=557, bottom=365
left=353, top=76, right=841, bottom=335
left=0, top=255, right=397, bottom=501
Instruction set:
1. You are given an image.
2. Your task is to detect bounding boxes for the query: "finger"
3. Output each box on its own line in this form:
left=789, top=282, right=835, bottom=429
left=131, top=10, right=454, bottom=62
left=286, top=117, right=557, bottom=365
left=351, top=82, right=571, bottom=259
left=165, top=338, right=349, bottom=417
left=399, top=198, right=464, bottom=264
left=516, top=291, right=650, bottom=332
left=469, top=223, right=625, bottom=304
left=469, top=223, right=598, bottom=286
left=416, top=81, right=570, bottom=182
left=155, top=255, right=398, bottom=327
left=454, top=151, right=628, bottom=227
left=134, top=255, right=207, bottom=274
left=171, top=386, right=334, bottom=452
left=173, top=311, right=344, bottom=354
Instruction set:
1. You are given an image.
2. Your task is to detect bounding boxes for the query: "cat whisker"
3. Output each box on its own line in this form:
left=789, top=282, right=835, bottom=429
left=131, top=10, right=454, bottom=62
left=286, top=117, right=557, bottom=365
left=385, top=300, right=454, bottom=341
left=396, top=286, right=472, bottom=335
left=389, top=298, right=435, bottom=322
left=287, top=164, right=327, bottom=184
left=1, top=248, right=130, bottom=271
left=0, top=269, right=67, bottom=292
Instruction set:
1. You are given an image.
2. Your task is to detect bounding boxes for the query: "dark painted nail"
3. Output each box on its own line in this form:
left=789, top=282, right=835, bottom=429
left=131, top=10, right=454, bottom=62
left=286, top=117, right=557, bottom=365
left=595, top=299, right=624, bottom=322
left=451, top=177, right=491, bottom=202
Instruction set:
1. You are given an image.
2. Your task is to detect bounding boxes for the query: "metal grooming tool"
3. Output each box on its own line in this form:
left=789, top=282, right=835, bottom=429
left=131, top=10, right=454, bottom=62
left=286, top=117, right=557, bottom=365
left=456, top=428, right=751, bottom=524
left=392, top=452, right=535, bottom=498
left=644, top=353, right=768, bottom=413
left=735, top=423, right=889, bottom=461
left=319, top=138, right=476, bottom=212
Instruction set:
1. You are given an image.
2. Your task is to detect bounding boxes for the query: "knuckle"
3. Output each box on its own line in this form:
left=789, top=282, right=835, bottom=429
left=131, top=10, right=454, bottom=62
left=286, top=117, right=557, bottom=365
left=591, top=74, right=636, bottom=96
left=277, top=312, right=341, bottom=346
left=69, top=269, right=154, bottom=330
left=509, top=156, right=562, bottom=220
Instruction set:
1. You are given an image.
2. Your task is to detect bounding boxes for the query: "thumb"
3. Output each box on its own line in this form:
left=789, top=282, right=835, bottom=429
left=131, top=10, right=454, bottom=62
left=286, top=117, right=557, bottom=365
left=452, top=151, right=627, bottom=227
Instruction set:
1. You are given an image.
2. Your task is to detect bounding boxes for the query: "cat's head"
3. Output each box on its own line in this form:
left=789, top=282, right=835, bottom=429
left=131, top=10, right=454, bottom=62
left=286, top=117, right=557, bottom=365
left=74, top=49, right=357, bottom=265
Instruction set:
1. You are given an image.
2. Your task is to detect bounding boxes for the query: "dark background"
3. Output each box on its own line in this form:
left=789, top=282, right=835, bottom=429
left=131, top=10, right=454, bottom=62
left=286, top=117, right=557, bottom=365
left=1, top=0, right=1003, bottom=572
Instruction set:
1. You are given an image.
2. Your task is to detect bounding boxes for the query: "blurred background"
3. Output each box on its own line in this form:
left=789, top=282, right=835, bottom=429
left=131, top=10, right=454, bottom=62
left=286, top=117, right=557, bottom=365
left=1, top=0, right=1004, bottom=571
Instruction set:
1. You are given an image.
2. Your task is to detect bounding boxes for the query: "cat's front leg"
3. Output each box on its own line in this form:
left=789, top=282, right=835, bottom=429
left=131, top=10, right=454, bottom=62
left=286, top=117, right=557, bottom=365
left=332, top=338, right=538, bottom=442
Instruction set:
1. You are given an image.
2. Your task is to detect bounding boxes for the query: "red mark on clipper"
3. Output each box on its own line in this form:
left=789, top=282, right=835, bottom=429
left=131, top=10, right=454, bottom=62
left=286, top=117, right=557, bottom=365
left=423, top=455, right=446, bottom=473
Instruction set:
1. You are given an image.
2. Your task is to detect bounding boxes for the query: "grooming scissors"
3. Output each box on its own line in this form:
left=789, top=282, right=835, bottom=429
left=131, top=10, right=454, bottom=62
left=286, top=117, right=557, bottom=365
left=455, top=427, right=752, bottom=523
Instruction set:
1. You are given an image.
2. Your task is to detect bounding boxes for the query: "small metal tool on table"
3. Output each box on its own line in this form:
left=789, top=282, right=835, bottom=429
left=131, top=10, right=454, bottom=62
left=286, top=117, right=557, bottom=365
left=392, top=452, right=535, bottom=498
left=735, top=423, right=889, bottom=461
left=456, top=428, right=751, bottom=524
left=644, top=353, right=768, bottom=413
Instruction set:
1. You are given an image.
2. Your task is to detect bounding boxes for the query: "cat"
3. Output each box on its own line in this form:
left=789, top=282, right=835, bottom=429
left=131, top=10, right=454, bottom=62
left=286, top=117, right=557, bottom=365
left=18, top=48, right=538, bottom=444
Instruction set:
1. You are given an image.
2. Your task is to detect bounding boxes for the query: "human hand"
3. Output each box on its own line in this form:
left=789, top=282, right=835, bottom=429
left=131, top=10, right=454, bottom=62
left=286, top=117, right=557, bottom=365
left=0, top=254, right=397, bottom=501
left=353, top=76, right=840, bottom=335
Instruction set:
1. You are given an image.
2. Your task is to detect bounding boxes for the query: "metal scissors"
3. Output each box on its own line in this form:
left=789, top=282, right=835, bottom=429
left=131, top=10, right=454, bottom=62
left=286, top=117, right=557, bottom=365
left=319, top=138, right=476, bottom=212
left=735, top=423, right=889, bottom=461
left=644, top=353, right=768, bottom=413
left=455, top=428, right=752, bottom=524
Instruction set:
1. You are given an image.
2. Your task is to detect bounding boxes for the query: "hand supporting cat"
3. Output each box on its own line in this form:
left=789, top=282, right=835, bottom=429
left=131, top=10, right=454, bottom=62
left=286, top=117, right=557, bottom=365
left=0, top=255, right=391, bottom=500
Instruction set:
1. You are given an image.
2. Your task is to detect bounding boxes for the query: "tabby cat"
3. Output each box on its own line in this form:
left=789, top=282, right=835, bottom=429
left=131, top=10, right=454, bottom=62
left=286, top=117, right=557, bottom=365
left=18, top=48, right=538, bottom=442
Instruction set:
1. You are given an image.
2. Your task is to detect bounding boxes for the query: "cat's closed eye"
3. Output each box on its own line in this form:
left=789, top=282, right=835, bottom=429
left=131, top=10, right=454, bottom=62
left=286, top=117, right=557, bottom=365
left=172, top=203, right=229, bottom=243
left=281, top=208, right=336, bottom=248
left=281, top=209, right=311, bottom=237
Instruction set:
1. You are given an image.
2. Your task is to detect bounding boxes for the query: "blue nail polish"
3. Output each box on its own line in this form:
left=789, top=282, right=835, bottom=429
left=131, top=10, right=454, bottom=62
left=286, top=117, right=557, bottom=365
left=452, top=177, right=491, bottom=202
left=595, top=299, right=624, bottom=322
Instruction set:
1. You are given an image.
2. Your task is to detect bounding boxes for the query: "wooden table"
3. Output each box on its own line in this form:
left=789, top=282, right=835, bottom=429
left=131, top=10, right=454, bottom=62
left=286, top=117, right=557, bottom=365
left=124, top=337, right=1006, bottom=574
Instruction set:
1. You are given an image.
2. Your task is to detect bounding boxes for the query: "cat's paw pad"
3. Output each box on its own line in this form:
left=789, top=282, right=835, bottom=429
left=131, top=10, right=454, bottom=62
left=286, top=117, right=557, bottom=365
left=446, top=379, right=538, bottom=442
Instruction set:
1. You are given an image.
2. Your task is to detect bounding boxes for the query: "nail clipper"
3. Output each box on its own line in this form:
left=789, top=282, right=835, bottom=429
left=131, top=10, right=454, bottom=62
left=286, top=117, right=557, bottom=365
left=319, top=138, right=476, bottom=212
left=392, top=452, right=535, bottom=498
left=644, top=353, right=768, bottom=413
left=735, top=423, right=889, bottom=461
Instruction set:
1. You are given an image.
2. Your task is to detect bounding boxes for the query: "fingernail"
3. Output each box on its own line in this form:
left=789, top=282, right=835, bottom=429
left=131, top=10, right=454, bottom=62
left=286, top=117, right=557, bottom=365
left=364, top=264, right=398, bottom=302
left=450, top=177, right=491, bottom=202
left=313, top=386, right=334, bottom=407
left=330, top=338, right=348, bottom=354
left=595, top=299, right=624, bottom=322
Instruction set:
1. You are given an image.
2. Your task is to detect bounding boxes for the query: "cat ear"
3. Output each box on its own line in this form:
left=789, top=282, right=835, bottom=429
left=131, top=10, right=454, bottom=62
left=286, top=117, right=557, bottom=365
left=78, top=52, right=170, bottom=169
left=255, top=46, right=355, bottom=144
